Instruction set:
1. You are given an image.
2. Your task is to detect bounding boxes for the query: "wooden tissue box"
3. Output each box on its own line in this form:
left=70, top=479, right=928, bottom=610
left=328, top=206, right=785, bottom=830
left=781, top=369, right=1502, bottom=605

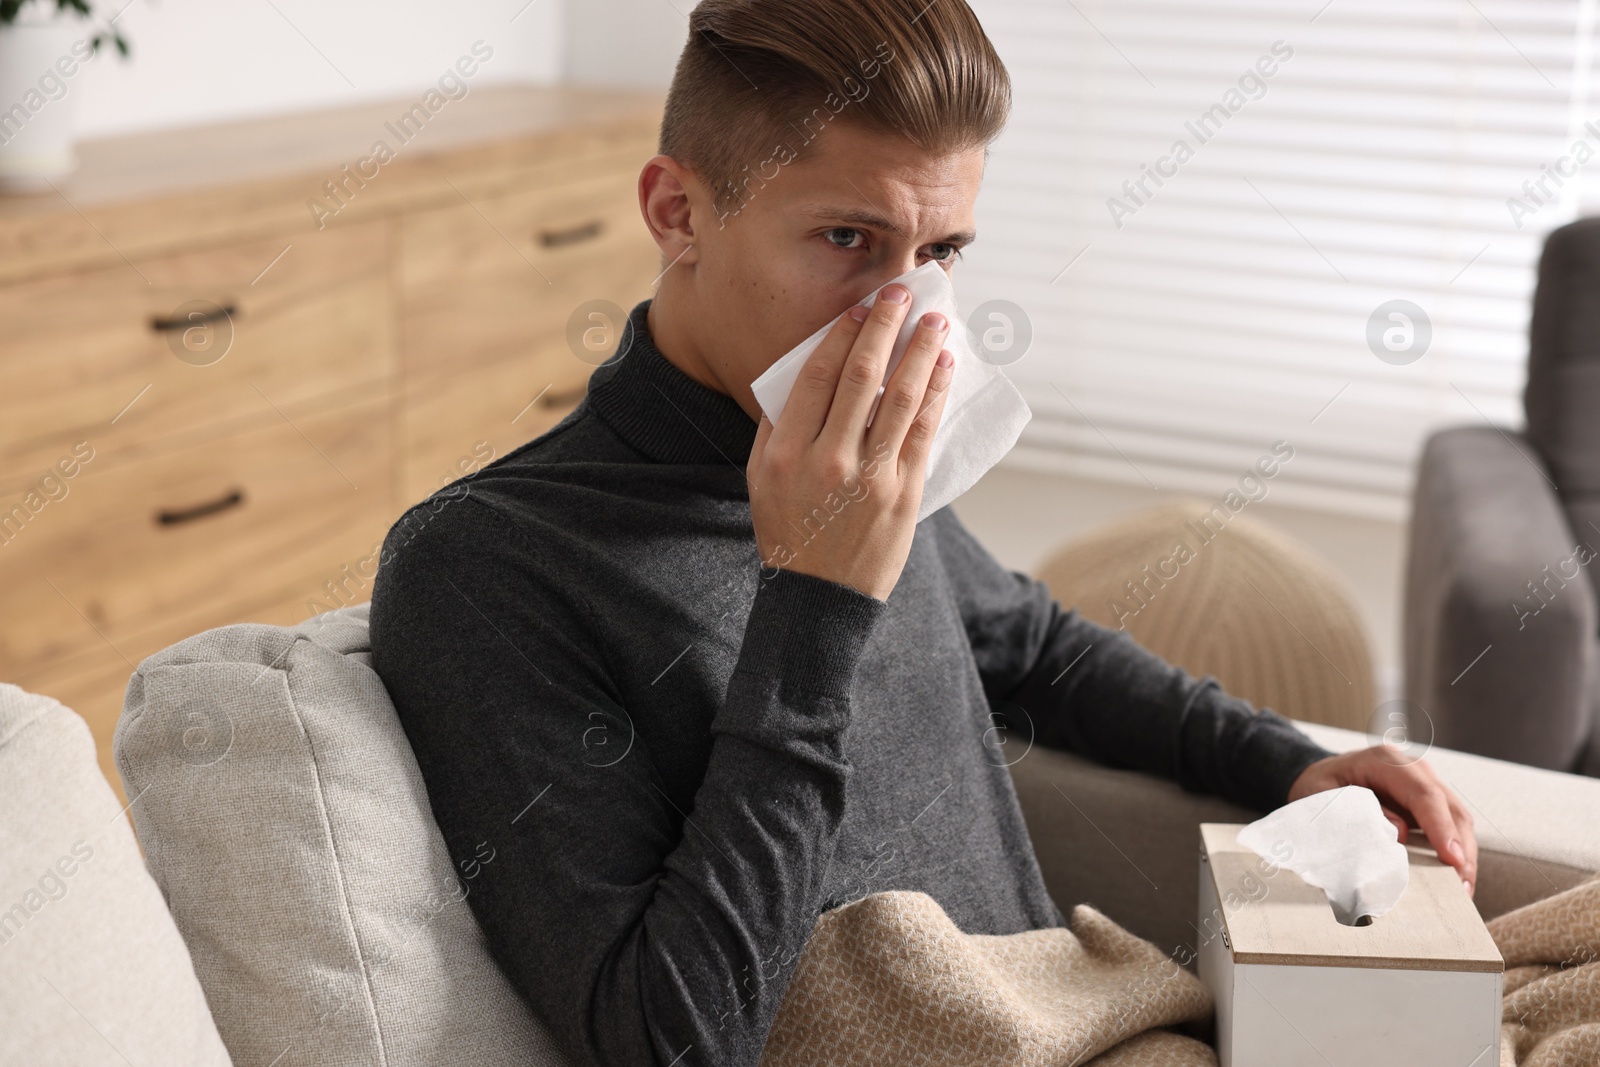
left=1197, top=823, right=1503, bottom=1066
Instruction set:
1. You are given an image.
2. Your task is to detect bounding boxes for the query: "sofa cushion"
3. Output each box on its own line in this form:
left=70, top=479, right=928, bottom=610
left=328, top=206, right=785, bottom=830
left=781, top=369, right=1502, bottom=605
left=0, top=683, right=231, bottom=1066
left=114, top=603, right=572, bottom=1067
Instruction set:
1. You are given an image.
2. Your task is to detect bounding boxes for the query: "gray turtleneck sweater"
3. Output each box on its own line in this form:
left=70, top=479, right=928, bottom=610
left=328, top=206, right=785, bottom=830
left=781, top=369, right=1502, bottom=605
left=367, top=298, right=1336, bottom=1067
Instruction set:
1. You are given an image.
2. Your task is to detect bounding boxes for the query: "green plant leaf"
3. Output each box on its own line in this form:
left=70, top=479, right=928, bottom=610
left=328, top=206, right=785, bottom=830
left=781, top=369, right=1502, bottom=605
left=0, top=0, right=134, bottom=61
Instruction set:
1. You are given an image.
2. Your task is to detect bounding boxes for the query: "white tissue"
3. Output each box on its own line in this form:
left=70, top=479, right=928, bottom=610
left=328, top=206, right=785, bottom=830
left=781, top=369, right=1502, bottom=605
left=749, top=261, right=1032, bottom=523
left=1235, top=785, right=1410, bottom=925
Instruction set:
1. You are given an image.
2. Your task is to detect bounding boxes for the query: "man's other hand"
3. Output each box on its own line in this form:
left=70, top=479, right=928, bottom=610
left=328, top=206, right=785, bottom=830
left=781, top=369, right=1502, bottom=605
left=1287, top=746, right=1479, bottom=900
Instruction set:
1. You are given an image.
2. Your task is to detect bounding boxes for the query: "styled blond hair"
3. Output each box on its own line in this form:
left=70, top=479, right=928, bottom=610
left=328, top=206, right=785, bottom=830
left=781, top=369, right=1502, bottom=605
left=660, top=0, right=1012, bottom=217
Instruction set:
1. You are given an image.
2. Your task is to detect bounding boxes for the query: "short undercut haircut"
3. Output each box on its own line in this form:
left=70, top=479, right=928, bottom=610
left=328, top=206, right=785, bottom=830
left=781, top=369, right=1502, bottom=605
left=659, top=0, right=1012, bottom=221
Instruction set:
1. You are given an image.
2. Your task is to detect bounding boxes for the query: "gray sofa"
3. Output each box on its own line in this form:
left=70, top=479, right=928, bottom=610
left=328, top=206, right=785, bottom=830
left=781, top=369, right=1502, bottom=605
left=1405, top=216, right=1600, bottom=778
left=4, top=603, right=1599, bottom=1065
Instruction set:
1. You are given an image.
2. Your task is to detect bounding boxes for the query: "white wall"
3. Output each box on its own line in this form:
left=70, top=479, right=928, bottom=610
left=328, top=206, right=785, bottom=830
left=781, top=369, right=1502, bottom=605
left=70, top=0, right=564, bottom=138
left=63, top=0, right=687, bottom=139
left=560, top=0, right=684, bottom=88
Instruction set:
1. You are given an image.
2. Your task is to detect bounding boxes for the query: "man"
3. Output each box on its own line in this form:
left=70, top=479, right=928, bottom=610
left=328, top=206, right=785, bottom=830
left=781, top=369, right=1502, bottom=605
left=369, top=1, right=1479, bottom=1064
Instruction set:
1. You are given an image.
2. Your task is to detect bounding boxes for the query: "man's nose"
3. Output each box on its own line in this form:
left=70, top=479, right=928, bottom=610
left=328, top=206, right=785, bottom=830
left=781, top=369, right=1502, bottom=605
left=884, top=254, right=922, bottom=280
left=857, top=256, right=928, bottom=303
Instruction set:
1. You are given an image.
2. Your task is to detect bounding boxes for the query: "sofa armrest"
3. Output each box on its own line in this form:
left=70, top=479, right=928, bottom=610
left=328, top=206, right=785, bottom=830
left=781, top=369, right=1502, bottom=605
left=1404, top=425, right=1597, bottom=770
left=1010, top=718, right=1600, bottom=969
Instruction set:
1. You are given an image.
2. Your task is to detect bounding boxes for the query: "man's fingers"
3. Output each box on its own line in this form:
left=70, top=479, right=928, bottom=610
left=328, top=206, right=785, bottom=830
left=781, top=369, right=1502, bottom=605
left=863, top=310, right=951, bottom=453
left=748, top=413, right=773, bottom=477
left=1448, top=792, right=1479, bottom=898
left=1391, top=767, right=1475, bottom=886
left=1307, top=749, right=1479, bottom=899
left=774, top=307, right=870, bottom=446
left=1381, top=806, right=1409, bottom=845
left=897, top=349, right=955, bottom=480
left=823, top=284, right=914, bottom=440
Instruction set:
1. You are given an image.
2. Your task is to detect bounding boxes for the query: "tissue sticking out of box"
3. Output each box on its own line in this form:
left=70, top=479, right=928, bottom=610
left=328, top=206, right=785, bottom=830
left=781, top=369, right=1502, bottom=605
left=1235, top=785, right=1410, bottom=926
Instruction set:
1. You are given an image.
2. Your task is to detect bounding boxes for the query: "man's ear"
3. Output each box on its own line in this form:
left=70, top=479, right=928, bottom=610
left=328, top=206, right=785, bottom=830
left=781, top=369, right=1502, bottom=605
left=638, top=154, right=704, bottom=268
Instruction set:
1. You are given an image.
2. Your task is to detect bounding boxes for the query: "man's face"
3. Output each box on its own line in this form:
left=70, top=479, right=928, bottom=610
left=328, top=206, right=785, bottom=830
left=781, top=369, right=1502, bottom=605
left=646, top=119, right=987, bottom=418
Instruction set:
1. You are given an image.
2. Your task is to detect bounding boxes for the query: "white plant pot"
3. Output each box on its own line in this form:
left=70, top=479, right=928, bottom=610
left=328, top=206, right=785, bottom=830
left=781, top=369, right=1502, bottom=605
left=0, top=12, right=91, bottom=191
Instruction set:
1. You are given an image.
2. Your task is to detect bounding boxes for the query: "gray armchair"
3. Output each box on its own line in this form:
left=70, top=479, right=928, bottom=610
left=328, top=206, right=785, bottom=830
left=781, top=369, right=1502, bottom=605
left=1405, top=217, right=1600, bottom=778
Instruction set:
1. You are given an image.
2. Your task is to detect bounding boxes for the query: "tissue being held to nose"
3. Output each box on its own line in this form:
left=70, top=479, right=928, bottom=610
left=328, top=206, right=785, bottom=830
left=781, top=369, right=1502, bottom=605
left=1236, top=785, right=1410, bottom=925
left=749, top=261, right=1031, bottom=523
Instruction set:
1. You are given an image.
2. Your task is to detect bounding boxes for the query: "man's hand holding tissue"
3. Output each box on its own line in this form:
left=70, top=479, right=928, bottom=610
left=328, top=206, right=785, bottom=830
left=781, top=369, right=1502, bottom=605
left=748, top=282, right=955, bottom=602
left=1287, top=746, right=1478, bottom=899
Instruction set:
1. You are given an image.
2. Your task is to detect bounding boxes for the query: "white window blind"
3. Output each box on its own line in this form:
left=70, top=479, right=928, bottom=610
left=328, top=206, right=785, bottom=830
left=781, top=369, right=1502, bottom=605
left=963, top=0, right=1599, bottom=519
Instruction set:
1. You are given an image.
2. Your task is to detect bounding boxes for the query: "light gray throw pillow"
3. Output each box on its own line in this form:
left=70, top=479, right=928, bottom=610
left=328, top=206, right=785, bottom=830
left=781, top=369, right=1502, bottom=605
left=114, top=603, right=572, bottom=1067
left=1, top=682, right=232, bottom=1066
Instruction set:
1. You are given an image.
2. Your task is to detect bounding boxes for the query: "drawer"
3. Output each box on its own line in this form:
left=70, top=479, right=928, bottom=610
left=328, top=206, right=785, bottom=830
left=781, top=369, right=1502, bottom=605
left=399, top=342, right=586, bottom=505
left=10, top=565, right=392, bottom=810
left=400, top=166, right=660, bottom=381
left=0, top=221, right=392, bottom=486
left=0, top=392, right=395, bottom=675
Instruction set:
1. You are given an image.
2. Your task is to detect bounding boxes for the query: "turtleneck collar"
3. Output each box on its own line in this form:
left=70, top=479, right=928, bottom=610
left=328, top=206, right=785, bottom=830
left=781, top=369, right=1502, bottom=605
left=585, top=298, right=760, bottom=467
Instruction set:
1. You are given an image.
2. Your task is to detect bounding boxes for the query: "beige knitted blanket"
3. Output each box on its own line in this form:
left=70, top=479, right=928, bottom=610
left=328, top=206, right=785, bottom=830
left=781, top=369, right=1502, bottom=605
left=1492, top=871, right=1600, bottom=1066
left=759, top=873, right=1600, bottom=1067
left=758, top=892, right=1216, bottom=1067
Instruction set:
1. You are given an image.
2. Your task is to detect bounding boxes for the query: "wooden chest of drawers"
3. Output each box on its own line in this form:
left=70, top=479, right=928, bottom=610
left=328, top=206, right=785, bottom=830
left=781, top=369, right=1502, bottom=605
left=0, top=87, right=666, bottom=799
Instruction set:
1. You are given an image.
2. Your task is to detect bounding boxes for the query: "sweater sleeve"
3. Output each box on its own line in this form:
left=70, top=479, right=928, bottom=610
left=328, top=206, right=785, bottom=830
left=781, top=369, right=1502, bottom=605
left=369, top=496, right=884, bottom=1067
left=929, top=507, right=1338, bottom=813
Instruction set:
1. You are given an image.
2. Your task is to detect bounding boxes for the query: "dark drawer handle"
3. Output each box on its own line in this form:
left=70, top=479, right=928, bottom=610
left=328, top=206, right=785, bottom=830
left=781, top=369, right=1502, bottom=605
left=537, top=220, right=604, bottom=248
left=541, top=385, right=587, bottom=408
left=150, top=304, right=237, bottom=332
left=156, top=488, right=245, bottom=525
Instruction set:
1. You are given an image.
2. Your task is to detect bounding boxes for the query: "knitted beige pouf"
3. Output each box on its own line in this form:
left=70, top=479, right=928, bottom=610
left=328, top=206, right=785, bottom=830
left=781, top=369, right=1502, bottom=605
left=1034, top=499, right=1377, bottom=733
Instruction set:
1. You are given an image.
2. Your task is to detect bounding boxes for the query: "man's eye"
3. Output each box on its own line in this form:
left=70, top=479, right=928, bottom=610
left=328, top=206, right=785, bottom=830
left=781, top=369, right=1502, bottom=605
left=824, top=227, right=865, bottom=250
left=928, top=243, right=963, bottom=263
